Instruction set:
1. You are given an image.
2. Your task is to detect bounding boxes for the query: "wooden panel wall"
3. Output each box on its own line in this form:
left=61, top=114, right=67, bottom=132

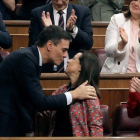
left=4, top=21, right=108, bottom=52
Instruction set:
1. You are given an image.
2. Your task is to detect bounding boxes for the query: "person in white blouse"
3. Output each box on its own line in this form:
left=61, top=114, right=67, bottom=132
left=101, top=0, right=140, bottom=73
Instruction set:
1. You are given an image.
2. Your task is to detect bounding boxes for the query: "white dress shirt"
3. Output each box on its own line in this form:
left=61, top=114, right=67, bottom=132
left=37, top=47, right=72, bottom=105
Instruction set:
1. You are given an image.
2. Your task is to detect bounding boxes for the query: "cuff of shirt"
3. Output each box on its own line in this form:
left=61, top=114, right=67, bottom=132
left=69, top=26, right=78, bottom=39
left=64, top=92, right=72, bottom=105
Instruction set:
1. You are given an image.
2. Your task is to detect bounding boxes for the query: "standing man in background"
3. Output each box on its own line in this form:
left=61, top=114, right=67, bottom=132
left=29, top=0, right=93, bottom=72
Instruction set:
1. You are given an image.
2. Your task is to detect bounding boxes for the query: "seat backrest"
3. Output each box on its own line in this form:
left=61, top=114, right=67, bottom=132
left=94, top=49, right=107, bottom=70
left=113, top=104, right=140, bottom=137
left=100, top=105, right=112, bottom=136
left=0, top=51, right=10, bottom=59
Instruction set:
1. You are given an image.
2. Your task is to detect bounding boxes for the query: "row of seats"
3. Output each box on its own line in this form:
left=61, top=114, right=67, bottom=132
left=101, top=104, right=140, bottom=136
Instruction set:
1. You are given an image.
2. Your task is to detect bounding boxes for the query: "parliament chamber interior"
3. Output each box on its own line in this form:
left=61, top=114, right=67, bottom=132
left=1, top=0, right=140, bottom=139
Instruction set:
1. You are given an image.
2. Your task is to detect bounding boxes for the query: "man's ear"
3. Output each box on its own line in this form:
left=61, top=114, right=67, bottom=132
left=46, top=40, right=53, bottom=51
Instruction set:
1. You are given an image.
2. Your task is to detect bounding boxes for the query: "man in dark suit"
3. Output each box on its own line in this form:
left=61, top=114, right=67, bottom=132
left=0, top=13, right=12, bottom=62
left=29, top=0, right=93, bottom=72
left=0, top=25, right=96, bottom=136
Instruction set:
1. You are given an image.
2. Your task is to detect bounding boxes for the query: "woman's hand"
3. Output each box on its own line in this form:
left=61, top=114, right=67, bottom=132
left=119, top=27, right=128, bottom=45
left=129, top=77, right=140, bottom=93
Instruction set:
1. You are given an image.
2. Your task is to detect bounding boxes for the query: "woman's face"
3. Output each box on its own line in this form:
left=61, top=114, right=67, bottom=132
left=65, top=53, right=82, bottom=76
left=130, top=0, right=140, bottom=17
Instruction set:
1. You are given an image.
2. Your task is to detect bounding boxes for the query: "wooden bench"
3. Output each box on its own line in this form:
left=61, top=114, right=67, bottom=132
left=4, top=20, right=108, bottom=52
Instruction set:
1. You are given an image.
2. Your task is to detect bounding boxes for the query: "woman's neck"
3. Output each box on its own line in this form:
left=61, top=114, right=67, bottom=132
left=130, top=16, right=140, bottom=26
left=69, top=74, right=79, bottom=88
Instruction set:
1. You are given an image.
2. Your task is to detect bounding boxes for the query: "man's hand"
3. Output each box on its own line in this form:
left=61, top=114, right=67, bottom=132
left=41, top=11, right=52, bottom=27
left=71, top=81, right=97, bottom=100
left=66, top=9, right=77, bottom=31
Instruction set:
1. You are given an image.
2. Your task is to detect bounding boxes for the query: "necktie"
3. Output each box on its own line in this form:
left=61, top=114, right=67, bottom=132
left=56, top=10, right=64, bottom=73
left=58, top=10, right=64, bottom=29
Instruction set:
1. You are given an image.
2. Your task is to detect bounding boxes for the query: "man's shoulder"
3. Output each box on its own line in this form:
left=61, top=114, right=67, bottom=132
left=70, top=3, right=89, bottom=11
left=32, top=4, right=51, bottom=14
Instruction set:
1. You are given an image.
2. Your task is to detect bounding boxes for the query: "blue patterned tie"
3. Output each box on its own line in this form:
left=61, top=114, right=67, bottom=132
left=58, top=10, right=64, bottom=29
left=56, top=10, right=64, bottom=73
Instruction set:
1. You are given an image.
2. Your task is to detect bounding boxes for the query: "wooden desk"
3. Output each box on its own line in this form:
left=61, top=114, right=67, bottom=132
left=40, top=73, right=140, bottom=118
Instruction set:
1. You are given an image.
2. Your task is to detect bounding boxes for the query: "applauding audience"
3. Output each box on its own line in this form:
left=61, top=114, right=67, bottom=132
left=101, top=0, right=140, bottom=73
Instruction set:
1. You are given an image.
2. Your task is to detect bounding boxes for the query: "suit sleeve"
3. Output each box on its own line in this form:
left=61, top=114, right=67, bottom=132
left=73, top=8, right=93, bottom=50
left=15, top=54, right=67, bottom=111
left=126, top=92, right=140, bottom=118
left=0, top=13, right=12, bottom=49
left=86, top=99, right=103, bottom=136
left=29, top=10, right=41, bottom=47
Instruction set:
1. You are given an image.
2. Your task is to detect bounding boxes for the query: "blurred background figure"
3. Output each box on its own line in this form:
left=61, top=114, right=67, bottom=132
left=0, top=0, right=17, bottom=20
left=101, top=0, right=140, bottom=73
left=77, top=0, right=124, bottom=21
left=0, top=13, right=12, bottom=62
left=17, top=0, right=52, bottom=20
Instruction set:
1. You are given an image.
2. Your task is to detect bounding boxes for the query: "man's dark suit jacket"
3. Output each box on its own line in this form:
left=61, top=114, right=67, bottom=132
left=0, top=13, right=12, bottom=62
left=0, top=46, right=67, bottom=136
left=29, top=3, right=93, bottom=72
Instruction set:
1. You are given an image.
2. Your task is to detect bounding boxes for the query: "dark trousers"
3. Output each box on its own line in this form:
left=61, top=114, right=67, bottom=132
left=0, top=112, right=26, bottom=136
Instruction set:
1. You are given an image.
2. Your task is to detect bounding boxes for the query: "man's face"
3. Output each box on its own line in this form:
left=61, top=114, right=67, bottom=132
left=52, top=0, right=69, bottom=11
left=50, top=39, right=69, bottom=65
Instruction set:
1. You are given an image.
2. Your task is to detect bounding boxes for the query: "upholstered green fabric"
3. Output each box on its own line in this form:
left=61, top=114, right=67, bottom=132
left=77, top=0, right=124, bottom=21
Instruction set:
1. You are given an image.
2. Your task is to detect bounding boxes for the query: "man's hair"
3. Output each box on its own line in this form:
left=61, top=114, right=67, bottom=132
left=74, top=51, right=101, bottom=99
left=35, top=25, right=71, bottom=47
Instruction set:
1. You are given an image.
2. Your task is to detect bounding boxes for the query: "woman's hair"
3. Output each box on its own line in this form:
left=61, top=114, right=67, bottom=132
left=74, top=50, right=101, bottom=99
left=123, top=1, right=131, bottom=19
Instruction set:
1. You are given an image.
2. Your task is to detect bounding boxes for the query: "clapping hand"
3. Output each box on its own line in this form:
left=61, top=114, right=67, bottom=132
left=66, top=9, right=77, bottom=31
left=41, top=11, right=52, bottom=27
left=129, top=77, right=140, bottom=93
left=119, top=27, right=128, bottom=45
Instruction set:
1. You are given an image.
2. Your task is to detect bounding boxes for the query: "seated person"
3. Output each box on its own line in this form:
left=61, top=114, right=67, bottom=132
left=17, top=0, right=51, bottom=20
left=101, top=0, right=140, bottom=73
left=77, top=0, right=124, bottom=21
left=126, top=77, right=140, bottom=136
left=0, top=13, right=12, bottom=62
left=49, top=51, right=103, bottom=137
left=0, top=0, right=17, bottom=20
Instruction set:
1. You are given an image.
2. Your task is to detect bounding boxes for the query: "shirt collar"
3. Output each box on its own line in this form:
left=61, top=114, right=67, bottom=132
left=37, top=47, right=42, bottom=66
left=53, top=6, right=68, bottom=16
